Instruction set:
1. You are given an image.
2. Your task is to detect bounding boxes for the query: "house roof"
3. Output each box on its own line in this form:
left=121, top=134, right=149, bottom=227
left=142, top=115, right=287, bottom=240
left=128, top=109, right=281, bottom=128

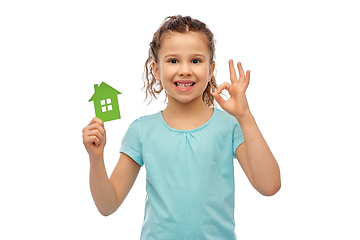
left=89, top=82, right=121, bottom=102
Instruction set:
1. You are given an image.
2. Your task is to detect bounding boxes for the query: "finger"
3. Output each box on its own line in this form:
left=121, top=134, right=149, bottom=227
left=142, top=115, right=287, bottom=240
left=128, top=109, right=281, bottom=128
left=83, top=123, right=105, bottom=146
left=246, top=70, right=251, bottom=85
left=87, top=122, right=105, bottom=135
left=212, top=92, right=227, bottom=108
left=237, top=62, right=245, bottom=79
left=87, top=129, right=104, bottom=142
left=94, top=123, right=105, bottom=135
left=91, top=136, right=101, bottom=146
left=83, top=128, right=103, bottom=145
left=89, top=117, right=104, bottom=127
left=216, top=82, right=231, bottom=94
left=84, top=135, right=101, bottom=146
left=228, top=60, right=238, bottom=84
left=242, top=70, right=251, bottom=90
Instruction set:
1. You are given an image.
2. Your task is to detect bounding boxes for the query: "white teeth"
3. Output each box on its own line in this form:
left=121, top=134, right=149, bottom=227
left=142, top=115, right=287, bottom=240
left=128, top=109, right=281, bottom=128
left=177, top=83, right=193, bottom=88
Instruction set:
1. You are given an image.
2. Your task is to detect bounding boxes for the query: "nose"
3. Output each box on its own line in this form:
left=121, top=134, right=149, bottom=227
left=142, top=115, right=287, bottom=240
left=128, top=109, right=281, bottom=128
left=178, top=62, right=192, bottom=76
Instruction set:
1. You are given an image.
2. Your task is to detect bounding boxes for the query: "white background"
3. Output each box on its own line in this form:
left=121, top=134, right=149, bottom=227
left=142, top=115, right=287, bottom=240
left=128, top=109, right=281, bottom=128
left=1, top=0, right=359, bottom=239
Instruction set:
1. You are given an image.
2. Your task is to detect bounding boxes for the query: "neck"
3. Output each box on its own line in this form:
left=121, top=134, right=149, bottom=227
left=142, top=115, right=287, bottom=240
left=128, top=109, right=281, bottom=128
left=163, top=96, right=211, bottom=118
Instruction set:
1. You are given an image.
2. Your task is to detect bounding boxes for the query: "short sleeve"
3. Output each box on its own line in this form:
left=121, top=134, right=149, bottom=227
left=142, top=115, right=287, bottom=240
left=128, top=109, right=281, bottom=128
left=232, top=119, right=244, bottom=158
left=120, top=118, right=144, bottom=166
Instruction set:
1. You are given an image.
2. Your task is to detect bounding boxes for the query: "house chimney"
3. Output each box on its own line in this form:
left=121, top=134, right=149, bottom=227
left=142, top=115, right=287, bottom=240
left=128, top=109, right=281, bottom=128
left=94, top=84, right=99, bottom=92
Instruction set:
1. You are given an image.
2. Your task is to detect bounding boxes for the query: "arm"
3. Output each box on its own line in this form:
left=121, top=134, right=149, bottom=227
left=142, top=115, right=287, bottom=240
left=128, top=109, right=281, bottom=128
left=89, top=153, right=140, bottom=216
left=235, top=114, right=280, bottom=196
left=213, top=60, right=281, bottom=196
left=83, top=118, right=141, bottom=216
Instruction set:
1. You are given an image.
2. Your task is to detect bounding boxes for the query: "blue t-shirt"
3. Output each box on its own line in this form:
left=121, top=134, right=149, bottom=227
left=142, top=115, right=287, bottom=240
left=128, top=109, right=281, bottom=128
left=120, top=108, right=244, bottom=240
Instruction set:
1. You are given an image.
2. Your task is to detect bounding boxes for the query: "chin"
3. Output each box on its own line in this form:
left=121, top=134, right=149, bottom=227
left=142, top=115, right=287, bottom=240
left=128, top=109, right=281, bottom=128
left=166, top=90, right=204, bottom=105
left=174, top=96, right=203, bottom=105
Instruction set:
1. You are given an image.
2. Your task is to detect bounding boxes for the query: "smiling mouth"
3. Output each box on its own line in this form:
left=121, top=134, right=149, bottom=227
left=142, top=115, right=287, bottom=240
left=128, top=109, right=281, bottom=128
left=175, top=82, right=195, bottom=88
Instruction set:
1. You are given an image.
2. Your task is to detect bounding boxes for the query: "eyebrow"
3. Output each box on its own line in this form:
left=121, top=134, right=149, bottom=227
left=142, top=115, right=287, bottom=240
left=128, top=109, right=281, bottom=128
left=163, top=53, right=207, bottom=58
left=192, top=54, right=207, bottom=58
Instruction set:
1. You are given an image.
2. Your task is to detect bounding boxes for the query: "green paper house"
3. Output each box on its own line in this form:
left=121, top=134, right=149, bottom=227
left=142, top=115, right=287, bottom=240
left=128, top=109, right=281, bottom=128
left=89, top=82, right=121, bottom=122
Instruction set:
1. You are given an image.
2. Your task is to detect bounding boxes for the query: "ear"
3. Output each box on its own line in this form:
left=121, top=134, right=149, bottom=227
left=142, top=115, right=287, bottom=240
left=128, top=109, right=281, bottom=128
left=209, top=61, right=215, bottom=80
left=152, top=61, right=160, bottom=81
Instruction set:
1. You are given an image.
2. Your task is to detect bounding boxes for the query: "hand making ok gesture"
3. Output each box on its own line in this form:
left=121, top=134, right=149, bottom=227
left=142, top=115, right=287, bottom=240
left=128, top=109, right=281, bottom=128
left=212, top=60, right=251, bottom=119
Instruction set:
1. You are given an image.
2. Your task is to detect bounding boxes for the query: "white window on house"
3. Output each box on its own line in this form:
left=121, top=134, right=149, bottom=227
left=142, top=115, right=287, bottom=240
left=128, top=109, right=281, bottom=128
left=100, top=98, right=113, bottom=112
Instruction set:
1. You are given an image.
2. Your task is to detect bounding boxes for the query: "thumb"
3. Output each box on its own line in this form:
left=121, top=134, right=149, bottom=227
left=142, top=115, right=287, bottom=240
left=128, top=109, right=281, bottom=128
left=212, top=92, right=226, bottom=108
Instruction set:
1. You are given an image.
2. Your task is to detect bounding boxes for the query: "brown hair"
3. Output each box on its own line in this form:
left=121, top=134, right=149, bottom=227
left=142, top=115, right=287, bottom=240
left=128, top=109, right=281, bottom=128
left=143, top=15, right=217, bottom=107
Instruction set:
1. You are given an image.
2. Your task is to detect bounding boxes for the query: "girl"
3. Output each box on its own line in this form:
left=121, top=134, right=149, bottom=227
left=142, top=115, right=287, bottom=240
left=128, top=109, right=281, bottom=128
left=83, top=15, right=281, bottom=239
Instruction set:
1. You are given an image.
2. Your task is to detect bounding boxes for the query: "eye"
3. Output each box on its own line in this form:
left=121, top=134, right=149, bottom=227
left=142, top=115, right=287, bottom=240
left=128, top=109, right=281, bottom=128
left=169, top=59, right=178, bottom=64
left=192, top=59, right=201, bottom=64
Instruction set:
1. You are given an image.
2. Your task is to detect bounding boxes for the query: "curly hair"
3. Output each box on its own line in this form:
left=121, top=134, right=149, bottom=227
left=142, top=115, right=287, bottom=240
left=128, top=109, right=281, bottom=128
left=142, top=15, right=217, bottom=107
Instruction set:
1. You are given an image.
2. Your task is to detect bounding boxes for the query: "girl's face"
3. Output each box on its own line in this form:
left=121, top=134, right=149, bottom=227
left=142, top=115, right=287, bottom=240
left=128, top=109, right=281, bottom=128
left=152, top=32, right=215, bottom=105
